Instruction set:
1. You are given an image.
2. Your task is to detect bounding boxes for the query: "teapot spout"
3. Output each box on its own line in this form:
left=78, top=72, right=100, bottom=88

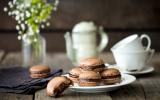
left=64, top=32, right=75, bottom=62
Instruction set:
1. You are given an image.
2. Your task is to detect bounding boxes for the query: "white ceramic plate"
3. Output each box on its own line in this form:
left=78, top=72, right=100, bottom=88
left=105, top=64, right=154, bottom=75
left=67, top=74, right=136, bottom=93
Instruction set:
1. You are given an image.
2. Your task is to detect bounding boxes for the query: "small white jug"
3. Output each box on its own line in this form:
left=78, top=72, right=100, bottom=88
left=64, top=21, right=109, bottom=65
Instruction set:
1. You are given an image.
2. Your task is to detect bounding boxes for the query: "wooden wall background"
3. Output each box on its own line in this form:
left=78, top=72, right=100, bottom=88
left=0, top=0, right=160, bottom=52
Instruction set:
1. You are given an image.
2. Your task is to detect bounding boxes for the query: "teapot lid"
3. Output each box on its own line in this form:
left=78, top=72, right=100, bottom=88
left=72, top=21, right=97, bottom=33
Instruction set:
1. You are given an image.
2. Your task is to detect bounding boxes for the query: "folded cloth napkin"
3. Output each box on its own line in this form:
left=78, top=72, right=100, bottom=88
left=0, top=66, right=63, bottom=94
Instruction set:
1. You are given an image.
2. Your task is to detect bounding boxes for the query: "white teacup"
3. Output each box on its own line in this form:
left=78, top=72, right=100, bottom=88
left=112, top=34, right=151, bottom=52
left=111, top=49, right=155, bottom=71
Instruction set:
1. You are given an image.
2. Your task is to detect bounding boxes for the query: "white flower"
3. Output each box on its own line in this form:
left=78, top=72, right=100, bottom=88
left=31, top=8, right=34, bottom=12
left=20, top=13, right=24, bottom=18
left=35, top=19, right=39, bottom=23
left=55, top=0, right=59, bottom=6
left=17, top=35, right=21, bottom=40
left=8, top=2, right=12, bottom=6
left=15, top=15, right=20, bottom=20
left=18, top=31, right=22, bottom=34
left=8, top=11, right=12, bottom=15
left=18, top=20, right=21, bottom=24
left=13, top=0, right=17, bottom=4
left=14, top=10, right=19, bottom=15
left=46, top=22, right=50, bottom=26
left=41, top=25, right=44, bottom=28
left=16, top=25, right=20, bottom=30
left=3, top=7, right=8, bottom=12
left=36, top=29, right=40, bottom=33
left=21, top=24, right=25, bottom=30
left=26, top=11, right=31, bottom=17
left=28, top=31, right=34, bottom=36
left=34, top=38, right=37, bottom=42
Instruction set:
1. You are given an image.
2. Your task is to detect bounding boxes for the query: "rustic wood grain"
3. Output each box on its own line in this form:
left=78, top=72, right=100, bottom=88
left=138, top=65, right=160, bottom=100
left=0, top=50, right=4, bottom=62
left=110, top=81, right=145, bottom=100
left=0, top=93, right=33, bottom=100
left=35, top=89, right=112, bottom=100
left=1, top=52, right=22, bottom=66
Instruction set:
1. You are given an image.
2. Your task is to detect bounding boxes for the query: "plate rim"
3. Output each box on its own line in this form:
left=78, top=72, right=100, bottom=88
left=68, top=74, right=136, bottom=89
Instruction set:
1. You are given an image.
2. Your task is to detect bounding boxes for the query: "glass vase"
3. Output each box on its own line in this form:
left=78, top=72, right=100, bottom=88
left=22, top=34, right=46, bottom=67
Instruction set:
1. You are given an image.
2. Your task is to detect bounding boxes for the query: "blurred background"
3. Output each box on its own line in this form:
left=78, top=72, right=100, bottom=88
left=0, top=0, right=160, bottom=52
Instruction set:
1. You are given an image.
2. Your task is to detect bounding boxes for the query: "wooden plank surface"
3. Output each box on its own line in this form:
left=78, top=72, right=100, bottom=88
left=0, top=52, right=33, bottom=100
left=138, top=65, right=160, bottom=100
left=0, top=50, right=4, bottom=62
left=0, top=93, right=33, bottom=100
left=1, top=52, right=22, bottom=66
left=1, top=52, right=160, bottom=100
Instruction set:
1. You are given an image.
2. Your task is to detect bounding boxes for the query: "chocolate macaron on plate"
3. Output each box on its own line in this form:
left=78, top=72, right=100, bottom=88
left=65, top=74, right=136, bottom=93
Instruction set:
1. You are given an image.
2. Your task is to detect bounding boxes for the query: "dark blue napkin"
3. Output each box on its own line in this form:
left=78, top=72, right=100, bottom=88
left=0, top=67, right=63, bottom=94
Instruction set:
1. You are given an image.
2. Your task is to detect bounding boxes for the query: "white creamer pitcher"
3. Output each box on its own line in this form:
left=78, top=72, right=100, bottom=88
left=64, top=21, right=109, bottom=65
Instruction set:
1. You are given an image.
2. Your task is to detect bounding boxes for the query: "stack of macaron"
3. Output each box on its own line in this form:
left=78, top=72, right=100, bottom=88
left=68, top=58, right=121, bottom=86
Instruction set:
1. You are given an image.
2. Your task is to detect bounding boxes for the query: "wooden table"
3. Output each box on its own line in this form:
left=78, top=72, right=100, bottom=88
left=0, top=51, right=160, bottom=100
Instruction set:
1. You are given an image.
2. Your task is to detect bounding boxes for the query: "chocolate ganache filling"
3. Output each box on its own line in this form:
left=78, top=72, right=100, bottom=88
left=79, top=79, right=100, bottom=82
left=69, top=73, right=78, bottom=78
left=101, top=75, right=121, bottom=79
left=80, top=64, right=105, bottom=70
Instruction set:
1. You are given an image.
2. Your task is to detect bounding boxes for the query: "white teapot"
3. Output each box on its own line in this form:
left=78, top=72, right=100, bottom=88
left=64, top=21, right=109, bottom=65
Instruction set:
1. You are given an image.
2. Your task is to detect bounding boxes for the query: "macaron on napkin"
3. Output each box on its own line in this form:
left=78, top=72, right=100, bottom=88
left=0, top=66, right=62, bottom=94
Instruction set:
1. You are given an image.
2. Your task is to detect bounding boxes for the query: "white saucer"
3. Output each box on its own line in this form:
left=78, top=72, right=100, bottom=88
left=105, top=64, right=154, bottom=75
left=68, top=74, right=136, bottom=93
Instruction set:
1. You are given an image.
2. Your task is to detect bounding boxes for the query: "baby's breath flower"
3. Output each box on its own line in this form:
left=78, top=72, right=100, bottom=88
left=34, top=38, right=37, bottom=42
left=21, top=24, right=25, bottom=30
left=8, top=11, right=12, bottom=15
left=18, top=35, right=21, bottom=40
left=46, top=22, right=50, bottom=26
left=26, top=11, right=31, bottom=17
left=16, top=25, right=20, bottom=30
left=41, top=25, right=45, bottom=29
left=3, top=7, right=8, bottom=12
left=4, top=0, right=59, bottom=44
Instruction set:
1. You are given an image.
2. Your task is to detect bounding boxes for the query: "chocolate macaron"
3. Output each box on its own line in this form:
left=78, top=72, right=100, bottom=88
left=78, top=71, right=101, bottom=86
left=29, top=65, right=51, bottom=78
left=79, top=58, right=105, bottom=72
left=69, top=67, right=82, bottom=83
left=47, top=76, right=72, bottom=97
left=101, top=68, right=121, bottom=85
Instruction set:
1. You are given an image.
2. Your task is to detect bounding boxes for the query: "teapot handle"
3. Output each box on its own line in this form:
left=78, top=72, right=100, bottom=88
left=64, top=32, right=75, bottom=62
left=98, top=26, right=109, bottom=53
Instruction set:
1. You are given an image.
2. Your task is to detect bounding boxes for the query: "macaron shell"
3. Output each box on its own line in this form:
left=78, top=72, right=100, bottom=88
left=69, top=67, right=82, bottom=76
left=30, top=65, right=51, bottom=73
left=46, top=76, right=72, bottom=97
left=101, top=68, right=121, bottom=77
left=102, top=77, right=121, bottom=85
left=80, top=58, right=104, bottom=67
left=29, top=65, right=51, bottom=79
left=78, top=81, right=99, bottom=86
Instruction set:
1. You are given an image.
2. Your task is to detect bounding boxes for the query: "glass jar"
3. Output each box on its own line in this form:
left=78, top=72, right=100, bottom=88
left=22, top=34, right=46, bottom=67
